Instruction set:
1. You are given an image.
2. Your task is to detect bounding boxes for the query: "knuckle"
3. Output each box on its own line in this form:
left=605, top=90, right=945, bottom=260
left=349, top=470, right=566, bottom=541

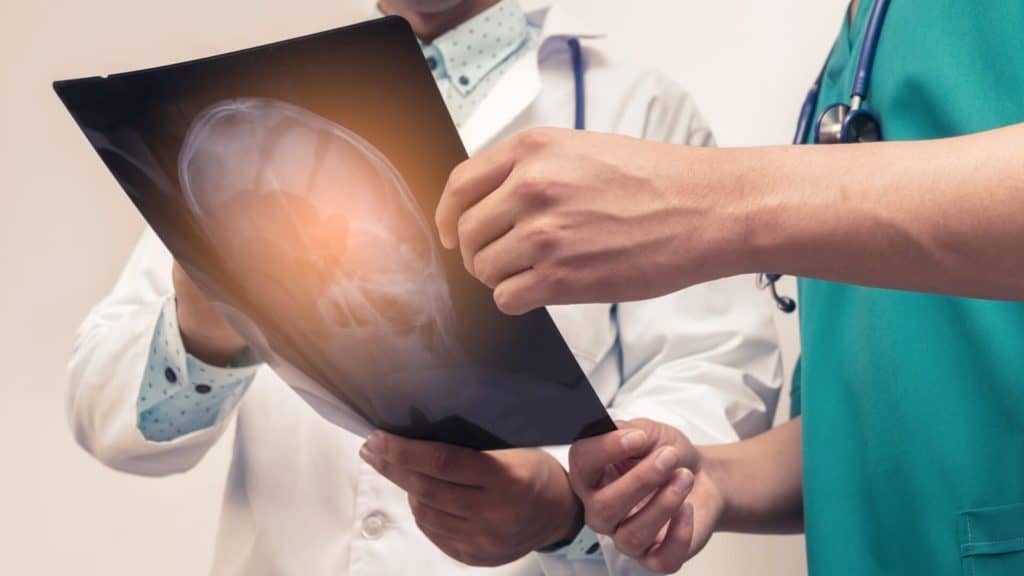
left=408, top=474, right=428, bottom=498
left=536, top=262, right=571, bottom=299
left=525, top=220, right=559, bottom=252
left=585, top=509, right=614, bottom=535
left=614, top=529, right=648, bottom=557
left=456, top=211, right=472, bottom=240
left=493, top=286, right=518, bottom=315
left=506, top=463, right=533, bottom=490
left=472, top=252, right=496, bottom=286
left=494, top=283, right=532, bottom=316
left=447, top=162, right=468, bottom=192
left=513, top=166, right=554, bottom=204
left=585, top=495, right=616, bottom=534
left=515, top=128, right=551, bottom=152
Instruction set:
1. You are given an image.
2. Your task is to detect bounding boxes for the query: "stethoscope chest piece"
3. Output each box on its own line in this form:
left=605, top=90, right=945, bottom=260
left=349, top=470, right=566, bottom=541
left=815, top=100, right=883, bottom=144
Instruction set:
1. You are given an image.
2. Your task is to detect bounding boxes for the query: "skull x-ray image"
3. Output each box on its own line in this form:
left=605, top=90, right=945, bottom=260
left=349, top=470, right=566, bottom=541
left=55, top=16, right=614, bottom=449
left=179, top=98, right=464, bottom=423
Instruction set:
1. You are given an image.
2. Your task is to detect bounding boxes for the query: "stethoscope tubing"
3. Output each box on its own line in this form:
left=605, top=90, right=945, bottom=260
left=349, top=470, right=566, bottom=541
left=763, top=0, right=891, bottom=312
left=568, top=37, right=585, bottom=131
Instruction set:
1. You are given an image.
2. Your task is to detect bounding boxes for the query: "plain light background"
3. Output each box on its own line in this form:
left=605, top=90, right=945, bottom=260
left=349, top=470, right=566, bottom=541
left=0, top=0, right=848, bottom=574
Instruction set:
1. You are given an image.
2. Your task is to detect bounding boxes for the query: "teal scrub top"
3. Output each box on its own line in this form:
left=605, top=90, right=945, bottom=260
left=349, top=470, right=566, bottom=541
left=798, top=2, right=1024, bottom=575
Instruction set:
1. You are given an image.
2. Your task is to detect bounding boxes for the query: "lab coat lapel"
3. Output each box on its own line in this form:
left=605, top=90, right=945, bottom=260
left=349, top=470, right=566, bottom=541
left=459, top=53, right=541, bottom=154
left=457, top=3, right=604, bottom=154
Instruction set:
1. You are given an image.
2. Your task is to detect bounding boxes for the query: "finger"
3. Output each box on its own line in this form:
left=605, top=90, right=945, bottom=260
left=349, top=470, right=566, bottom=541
left=408, top=494, right=468, bottom=537
left=365, top=452, right=479, bottom=518
left=642, top=501, right=694, bottom=575
left=569, top=428, right=653, bottom=493
left=456, top=180, right=519, bottom=278
left=469, top=222, right=540, bottom=289
left=362, top=431, right=497, bottom=486
left=437, top=138, right=519, bottom=249
left=583, top=445, right=682, bottom=534
left=612, top=468, right=694, bottom=558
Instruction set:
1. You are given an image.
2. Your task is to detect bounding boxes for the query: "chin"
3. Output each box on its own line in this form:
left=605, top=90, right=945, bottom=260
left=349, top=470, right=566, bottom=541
left=386, top=0, right=469, bottom=15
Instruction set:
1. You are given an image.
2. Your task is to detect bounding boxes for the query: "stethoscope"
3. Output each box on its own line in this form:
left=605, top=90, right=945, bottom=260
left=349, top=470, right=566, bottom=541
left=759, top=0, right=892, bottom=313
left=568, top=38, right=586, bottom=130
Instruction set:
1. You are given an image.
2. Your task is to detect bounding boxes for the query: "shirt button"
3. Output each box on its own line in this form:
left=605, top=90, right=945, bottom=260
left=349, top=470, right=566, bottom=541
left=458, top=75, right=470, bottom=86
left=426, top=56, right=438, bottom=70
left=164, top=367, right=178, bottom=383
left=195, top=384, right=212, bottom=394
left=360, top=512, right=387, bottom=540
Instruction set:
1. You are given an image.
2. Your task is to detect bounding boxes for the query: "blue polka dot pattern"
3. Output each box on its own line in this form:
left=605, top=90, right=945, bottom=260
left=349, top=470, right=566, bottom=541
left=137, top=297, right=260, bottom=442
left=540, top=526, right=604, bottom=562
left=376, top=0, right=540, bottom=127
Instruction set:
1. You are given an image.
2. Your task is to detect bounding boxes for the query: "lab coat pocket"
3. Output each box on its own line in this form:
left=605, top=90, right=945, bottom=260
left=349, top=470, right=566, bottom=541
left=958, top=503, right=1024, bottom=576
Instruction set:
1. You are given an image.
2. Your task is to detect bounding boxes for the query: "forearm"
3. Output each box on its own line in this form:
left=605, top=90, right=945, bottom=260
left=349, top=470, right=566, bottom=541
left=702, top=417, right=803, bottom=534
left=733, top=123, right=1024, bottom=300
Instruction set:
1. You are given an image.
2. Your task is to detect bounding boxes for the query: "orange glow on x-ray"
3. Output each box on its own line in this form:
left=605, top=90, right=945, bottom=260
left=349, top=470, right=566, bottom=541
left=179, top=98, right=461, bottom=393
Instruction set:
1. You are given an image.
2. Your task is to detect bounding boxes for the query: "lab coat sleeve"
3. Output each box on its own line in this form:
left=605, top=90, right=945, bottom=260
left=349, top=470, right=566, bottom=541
left=67, top=228, right=252, bottom=476
left=535, top=73, right=782, bottom=576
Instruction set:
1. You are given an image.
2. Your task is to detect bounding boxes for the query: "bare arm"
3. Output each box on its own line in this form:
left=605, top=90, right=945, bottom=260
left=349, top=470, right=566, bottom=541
left=565, top=417, right=802, bottom=573
left=743, top=123, right=1024, bottom=300
left=437, top=124, right=1024, bottom=315
left=702, top=417, right=803, bottom=534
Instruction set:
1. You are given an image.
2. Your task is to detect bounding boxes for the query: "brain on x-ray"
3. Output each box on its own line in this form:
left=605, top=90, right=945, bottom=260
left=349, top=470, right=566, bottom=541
left=178, top=97, right=461, bottom=413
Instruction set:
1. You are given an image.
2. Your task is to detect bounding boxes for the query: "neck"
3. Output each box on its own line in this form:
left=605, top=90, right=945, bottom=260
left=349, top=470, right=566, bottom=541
left=378, top=0, right=501, bottom=43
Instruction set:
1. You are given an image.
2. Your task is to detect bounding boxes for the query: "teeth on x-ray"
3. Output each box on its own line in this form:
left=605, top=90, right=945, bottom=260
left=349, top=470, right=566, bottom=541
left=178, top=97, right=461, bottom=382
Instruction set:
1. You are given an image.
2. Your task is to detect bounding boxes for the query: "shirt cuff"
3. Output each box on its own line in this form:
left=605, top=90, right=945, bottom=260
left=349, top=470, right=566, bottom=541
left=538, top=526, right=604, bottom=561
left=136, top=297, right=261, bottom=442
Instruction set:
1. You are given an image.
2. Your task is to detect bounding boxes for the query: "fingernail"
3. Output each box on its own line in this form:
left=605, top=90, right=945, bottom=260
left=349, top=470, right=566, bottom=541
left=655, top=446, right=680, bottom=471
left=366, top=432, right=384, bottom=455
left=359, top=444, right=375, bottom=465
left=620, top=430, right=647, bottom=451
left=668, top=469, right=695, bottom=496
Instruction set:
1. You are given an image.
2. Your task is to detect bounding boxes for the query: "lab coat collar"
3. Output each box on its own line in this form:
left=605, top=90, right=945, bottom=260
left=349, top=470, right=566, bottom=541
left=458, top=2, right=606, bottom=153
left=529, top=3, right=605, bottom=47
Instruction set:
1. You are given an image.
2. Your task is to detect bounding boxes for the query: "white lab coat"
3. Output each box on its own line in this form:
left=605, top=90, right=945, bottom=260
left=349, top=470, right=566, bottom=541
left=67, top=4, right=782, bottom=576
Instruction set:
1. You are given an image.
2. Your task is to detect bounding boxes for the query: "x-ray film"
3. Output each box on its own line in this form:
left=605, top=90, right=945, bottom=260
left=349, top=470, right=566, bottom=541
left=54, top=17, right=614, bottom=449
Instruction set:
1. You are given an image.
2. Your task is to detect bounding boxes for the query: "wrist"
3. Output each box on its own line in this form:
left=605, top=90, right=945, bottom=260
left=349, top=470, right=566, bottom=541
left=176, top=303, right=246, bottom=366
left=545, top=467, right=585, bottom=549
left=733, top=145, right=837, bottom=277
left=696, top=444, right=732, bottom=532
left=665, top=146, right=765, bottom=279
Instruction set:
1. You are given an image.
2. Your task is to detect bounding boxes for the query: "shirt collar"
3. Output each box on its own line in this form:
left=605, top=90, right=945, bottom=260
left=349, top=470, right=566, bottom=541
left=375, top=1, right=530, bottom=96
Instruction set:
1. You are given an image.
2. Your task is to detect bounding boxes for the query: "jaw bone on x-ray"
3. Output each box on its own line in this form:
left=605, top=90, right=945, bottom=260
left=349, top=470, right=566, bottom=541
left=54, top=17, right=614, bottom=449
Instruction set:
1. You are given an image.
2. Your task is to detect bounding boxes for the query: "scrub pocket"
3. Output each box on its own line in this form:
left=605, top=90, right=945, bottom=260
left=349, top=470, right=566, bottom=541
left=958, top=503, right=1024, bottom=576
